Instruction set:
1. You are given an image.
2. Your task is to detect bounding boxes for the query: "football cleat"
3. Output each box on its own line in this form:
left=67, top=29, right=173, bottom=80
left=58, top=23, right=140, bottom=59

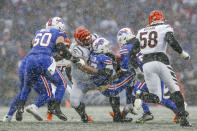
left=81, top=113, right=88, bottom=123
left=16, top=110, right=23, bottom=121
left=47, top=100, right=67, bottom=121
left=136, top=112, right=154, bottom=124
left=179, top=111, right=192, bottom=127
left=173, top=115, right=179, bottom=123
left=46, top=113, right=53, bottom=121
left=16, top=100, right=25, bottom=121
left=180, top=116, right=192, bottom=127
left=109, top=111, right=122, bottom=118
left=88, top=116, right=94, bottom=122
left=109, top=111, right=132, bottom=122
left=3, top=115, right=12, bottom=122
left=26, top=104, right=43, bottom=121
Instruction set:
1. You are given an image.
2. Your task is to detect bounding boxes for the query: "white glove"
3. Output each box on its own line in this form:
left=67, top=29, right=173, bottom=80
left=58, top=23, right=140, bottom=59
left=134, top=98, right=142, bottom=110
left=134, top=90, right=142, bottom=110
left=76, top=58, right=85, bottom=66
left=180, top=51, right=190, bottom=60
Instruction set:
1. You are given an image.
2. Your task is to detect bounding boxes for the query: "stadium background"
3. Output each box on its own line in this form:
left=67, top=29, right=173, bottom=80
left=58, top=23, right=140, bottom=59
left=0, top=0, right=197, bottom=107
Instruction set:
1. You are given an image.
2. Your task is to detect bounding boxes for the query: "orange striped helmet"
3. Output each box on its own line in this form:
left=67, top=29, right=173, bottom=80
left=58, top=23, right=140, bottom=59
left=74, top=27, right=92, bottom=46
left=149, top=10, right=165, bottom=26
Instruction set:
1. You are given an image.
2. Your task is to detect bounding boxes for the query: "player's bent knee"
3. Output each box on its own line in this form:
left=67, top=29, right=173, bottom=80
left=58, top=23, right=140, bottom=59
left=70, top=98, right=81, bottom=108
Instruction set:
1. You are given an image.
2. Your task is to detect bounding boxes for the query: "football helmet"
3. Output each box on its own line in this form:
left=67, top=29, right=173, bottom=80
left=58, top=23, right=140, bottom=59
left=74, top=27, right=92, bottom=46
left=149, top=10, right=165, bottom=26
left=46, top=17, right=65, bottom=30
left=92, top=37, right=110, bottom=54
left=117, top=28, right=135, bottom=47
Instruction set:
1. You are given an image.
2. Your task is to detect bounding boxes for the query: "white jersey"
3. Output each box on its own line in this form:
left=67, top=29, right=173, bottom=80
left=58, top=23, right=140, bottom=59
left=70, top=43, right=91, bottom=82
left=56, top=59, right=71, bottom=68
left=136, top=24, right=173, bottom=54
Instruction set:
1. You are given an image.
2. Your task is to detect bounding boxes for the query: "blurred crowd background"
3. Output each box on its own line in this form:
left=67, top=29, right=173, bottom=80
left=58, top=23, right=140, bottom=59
left=0, top=0, right=197, bottom=106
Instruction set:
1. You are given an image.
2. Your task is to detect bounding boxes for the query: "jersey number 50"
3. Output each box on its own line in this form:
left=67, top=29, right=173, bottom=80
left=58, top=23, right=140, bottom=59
left=140, top=31, right=158, bottom=49
left=33, top=33, right=52, bottom=47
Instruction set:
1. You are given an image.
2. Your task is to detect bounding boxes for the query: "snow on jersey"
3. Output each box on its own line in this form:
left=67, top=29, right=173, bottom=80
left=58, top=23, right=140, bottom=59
left=119, top=43, right=135, bottom=72
left=136, top=24, right=173, bottom=54
left=89, top=53, right=113, bottom=86
left=70, top=43, right=91, bottom=82
left=29, top=28, right=66, bottom=57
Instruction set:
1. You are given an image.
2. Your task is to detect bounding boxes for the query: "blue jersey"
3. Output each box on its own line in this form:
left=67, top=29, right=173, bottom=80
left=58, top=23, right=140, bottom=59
left=28, top=28, right=66, bottom=56
left=119, top=43, right=135, bottom=73
left=89, top=53, right=113, bottom=86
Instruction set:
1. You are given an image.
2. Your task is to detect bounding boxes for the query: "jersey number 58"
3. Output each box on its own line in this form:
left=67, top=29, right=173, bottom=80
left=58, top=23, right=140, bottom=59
left=140, top=31, right=158, bottom=49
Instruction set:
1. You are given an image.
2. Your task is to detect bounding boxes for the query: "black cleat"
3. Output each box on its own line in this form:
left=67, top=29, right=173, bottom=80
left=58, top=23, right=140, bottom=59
left=16, top=100, right=25, bottom=121
left=81, top=113, right=88, bottom=123
left=16, top=110, right=23, bottom=121
left=180, top=117, right=192, bottom=127
left=48, top=100, right=67, bottom=121
left=178, top=111, right=192, bottom=127
left=54, top=111, right=67, bottom=121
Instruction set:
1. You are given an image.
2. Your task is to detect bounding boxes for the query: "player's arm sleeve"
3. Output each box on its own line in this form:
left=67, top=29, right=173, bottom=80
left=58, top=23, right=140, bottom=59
left=129, top=38, right=141, bottom=69
left=97, top=57, right=113, bottom=77
left=165, top=32, right=183, bottom=54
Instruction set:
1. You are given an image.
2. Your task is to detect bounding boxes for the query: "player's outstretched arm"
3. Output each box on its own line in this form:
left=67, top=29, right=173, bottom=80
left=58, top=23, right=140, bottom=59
left=165, top=32, right=190, bottom=60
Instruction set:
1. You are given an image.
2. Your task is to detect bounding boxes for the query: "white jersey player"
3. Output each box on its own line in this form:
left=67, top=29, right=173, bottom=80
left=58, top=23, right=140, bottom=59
left=69, top=27, right=99, bottom=122
left=136, top=10, right=191, bottom=127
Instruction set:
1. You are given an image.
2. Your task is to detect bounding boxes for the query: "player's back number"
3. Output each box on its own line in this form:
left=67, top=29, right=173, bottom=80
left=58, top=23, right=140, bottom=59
left=140, top=31, right=158, bottom=49
left=33, top=33, right=52, bottom=47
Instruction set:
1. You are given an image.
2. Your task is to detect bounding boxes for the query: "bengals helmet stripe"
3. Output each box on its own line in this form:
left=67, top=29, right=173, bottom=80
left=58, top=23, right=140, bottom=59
left=74, top=27, right=91, bottom=46
left=149, top=10, right=165, bottom=26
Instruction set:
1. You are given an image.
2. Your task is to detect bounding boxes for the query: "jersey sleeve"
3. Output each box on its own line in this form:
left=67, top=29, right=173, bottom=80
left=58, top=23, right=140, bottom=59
left=101, top=55, right=113, bottom=70
left=71, top=46, right=84, bottom=57
left=164, top=24, right=174, bottom=33
left=119, top=48, right=130, bottom=71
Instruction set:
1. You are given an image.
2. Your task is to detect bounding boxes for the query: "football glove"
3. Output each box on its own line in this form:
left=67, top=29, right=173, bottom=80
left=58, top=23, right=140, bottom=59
left=180, top=51, right=190, bottom=60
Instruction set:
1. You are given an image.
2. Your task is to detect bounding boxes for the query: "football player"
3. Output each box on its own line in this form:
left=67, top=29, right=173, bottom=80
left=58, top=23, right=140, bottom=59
left=135, top=10, right=191, bottom=127
left=4, top=17, right=84, bottom=122
left=69, top=27, right=98, bottom=122
left=90, top=37, right=136, bottom=122
left=133, top=81, right=179, bottom=123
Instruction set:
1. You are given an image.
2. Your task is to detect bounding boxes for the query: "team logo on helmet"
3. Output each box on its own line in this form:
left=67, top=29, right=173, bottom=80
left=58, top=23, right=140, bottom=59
left=149, top=10, right=165, bottom=26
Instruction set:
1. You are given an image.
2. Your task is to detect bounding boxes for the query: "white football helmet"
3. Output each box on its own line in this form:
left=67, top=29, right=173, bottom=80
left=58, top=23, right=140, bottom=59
left=117, top=28, right=135, bottom=47
left=46, top=17, right=65, bottom=30
left=92, top=37, right=110, bottom=54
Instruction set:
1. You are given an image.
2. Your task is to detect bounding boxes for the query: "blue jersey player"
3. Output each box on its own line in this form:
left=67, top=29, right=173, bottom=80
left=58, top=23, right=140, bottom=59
left=87, top=37, right=137, bottom=122
left=4, top=17, right=84, bottom=122
left=3, top=58, right=53, bottom=122
left=103, top=28, right=140, bottom=122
